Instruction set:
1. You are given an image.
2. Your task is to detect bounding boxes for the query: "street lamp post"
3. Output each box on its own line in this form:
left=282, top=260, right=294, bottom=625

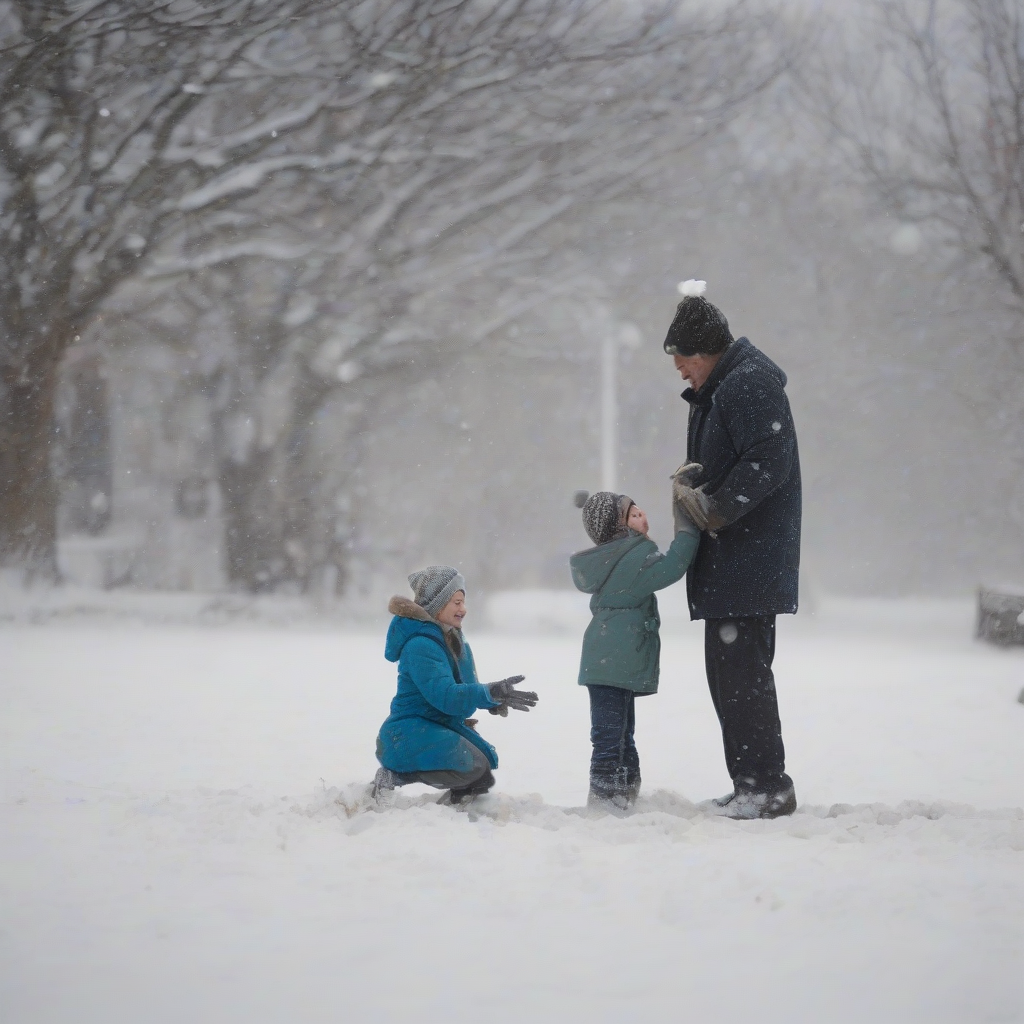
left=600, top=330, right=618, bottom=492
left=598, top=318, right=642, bottom=494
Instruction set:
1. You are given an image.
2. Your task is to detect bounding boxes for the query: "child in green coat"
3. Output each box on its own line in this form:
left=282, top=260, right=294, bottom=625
left=570, top=491, right=699, bottom=809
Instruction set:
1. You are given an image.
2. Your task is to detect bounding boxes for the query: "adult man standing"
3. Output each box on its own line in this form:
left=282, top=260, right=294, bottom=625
left=664, top=284, right=800, bottom=819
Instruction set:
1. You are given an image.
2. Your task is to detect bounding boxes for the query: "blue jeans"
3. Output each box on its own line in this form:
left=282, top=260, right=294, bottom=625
left=587, top=684, right=640, bottom=797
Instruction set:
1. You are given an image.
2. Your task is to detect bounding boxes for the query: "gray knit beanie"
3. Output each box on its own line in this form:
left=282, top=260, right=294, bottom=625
left=408, top=565, right=466, bottom=618
left=581, top=491, right=635, bottom=546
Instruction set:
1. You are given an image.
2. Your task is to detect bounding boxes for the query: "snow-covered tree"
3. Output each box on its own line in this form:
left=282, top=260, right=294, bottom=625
left=0, top=0, right=327, bottom=574
left=0, top=0, right=781, bottom=579
left=808, top=1, right=1024, bottom=310
left=802, top=0, right=1024, bottom=539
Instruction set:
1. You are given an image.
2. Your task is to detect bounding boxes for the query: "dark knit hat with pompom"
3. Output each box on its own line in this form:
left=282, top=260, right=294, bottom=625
left=663, top=295, right=733, bottom=357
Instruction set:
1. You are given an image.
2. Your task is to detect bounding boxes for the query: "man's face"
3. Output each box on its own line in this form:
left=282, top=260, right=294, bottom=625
left=673, top=352, right=720, bottom=391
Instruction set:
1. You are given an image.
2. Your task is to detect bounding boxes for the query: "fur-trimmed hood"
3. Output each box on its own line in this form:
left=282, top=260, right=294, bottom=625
left=386, top=595, right=464, bottom=660
left=388, top=595, right=433, bottom=622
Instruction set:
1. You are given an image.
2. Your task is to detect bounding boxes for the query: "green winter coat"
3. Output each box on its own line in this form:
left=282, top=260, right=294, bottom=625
left=569, top=528, right=699, bottom=694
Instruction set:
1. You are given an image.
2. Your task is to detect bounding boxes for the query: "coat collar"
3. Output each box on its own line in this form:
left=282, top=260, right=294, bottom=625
left=681, top=337, right=751, bottom=407
left=387, top=595, right=464, bottom=659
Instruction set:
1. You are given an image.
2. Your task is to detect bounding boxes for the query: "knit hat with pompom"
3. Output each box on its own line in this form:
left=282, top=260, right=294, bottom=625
left=663, top=282, right=732, bottom=357
left=580, top=491, right=635, bottom=546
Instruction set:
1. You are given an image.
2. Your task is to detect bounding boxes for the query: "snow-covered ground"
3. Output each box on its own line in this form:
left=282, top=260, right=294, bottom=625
left=1, top=596, right=1022, bottom=1023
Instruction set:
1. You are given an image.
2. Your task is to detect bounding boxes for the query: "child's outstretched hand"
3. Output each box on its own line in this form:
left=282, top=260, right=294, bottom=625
left=486, top=675, right=539, bottom=716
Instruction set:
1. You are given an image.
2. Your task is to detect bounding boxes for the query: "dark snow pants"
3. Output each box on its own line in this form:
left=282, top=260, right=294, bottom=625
left=587, top=684, right=640, bottom=797
left=705, top=615, right=791, bottom=793
left=392, top=739, right=494, bottom=795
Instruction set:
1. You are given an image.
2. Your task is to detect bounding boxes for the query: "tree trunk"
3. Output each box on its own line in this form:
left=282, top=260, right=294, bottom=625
left=0, top=351, right=61, bottom=578
left=62, top=355, right=113, bottom=536
left=210, top=363, right=344, bottom=595
left=279, top=371, right=327, bottom=592
left=218, top=447, right=286, bottom=592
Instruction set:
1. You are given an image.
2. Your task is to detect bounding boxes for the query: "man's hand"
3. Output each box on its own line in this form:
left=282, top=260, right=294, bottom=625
left=486, top=675, right=538, bottom=715
left=670, top=463, right=725, bottom=534
left=670, top=461, right=703, bottom=487
left=672, top=478, right=713, bottom=532
left=670, top=462, right=718, bottom=531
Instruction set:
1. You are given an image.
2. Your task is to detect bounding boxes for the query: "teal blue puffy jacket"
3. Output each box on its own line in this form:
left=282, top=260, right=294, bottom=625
left=376, top=597, right=500, bottom=774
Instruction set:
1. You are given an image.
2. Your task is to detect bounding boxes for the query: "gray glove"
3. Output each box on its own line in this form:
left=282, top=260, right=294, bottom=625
left=486, top=675, right=538, bottom=716
left=669, top=462, right=719, bottom=535
left=670, top=461, right=704, bottom=487
left=672, top=478, right=713, bottom=532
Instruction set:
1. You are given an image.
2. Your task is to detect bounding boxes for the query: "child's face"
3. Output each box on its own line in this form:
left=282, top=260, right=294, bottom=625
left=436, top=591, right=467, bottom=628
left=627, top=505, right=649, bottom=536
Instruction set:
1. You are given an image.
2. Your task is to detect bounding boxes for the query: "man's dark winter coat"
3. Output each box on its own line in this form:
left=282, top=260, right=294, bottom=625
left=683, top=337, right=801, bottom=619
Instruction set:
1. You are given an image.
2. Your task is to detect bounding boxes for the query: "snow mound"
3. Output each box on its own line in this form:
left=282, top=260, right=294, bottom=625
left=297, top=784, right=1024, bottom=850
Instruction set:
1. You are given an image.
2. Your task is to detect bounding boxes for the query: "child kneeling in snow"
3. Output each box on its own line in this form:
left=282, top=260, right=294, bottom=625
left=570, top=492, right=699, bottom=810
left=373, top=566, right=538, bottom=806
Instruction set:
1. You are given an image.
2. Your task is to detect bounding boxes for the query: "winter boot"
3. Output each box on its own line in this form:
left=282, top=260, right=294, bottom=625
left=371, top=767, right=398, bottom=808
left=714, top=775, right=796, bottom=820
left=587, top=769, right=640, bottom=813
left=446, top=769, right=495, bottom=806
